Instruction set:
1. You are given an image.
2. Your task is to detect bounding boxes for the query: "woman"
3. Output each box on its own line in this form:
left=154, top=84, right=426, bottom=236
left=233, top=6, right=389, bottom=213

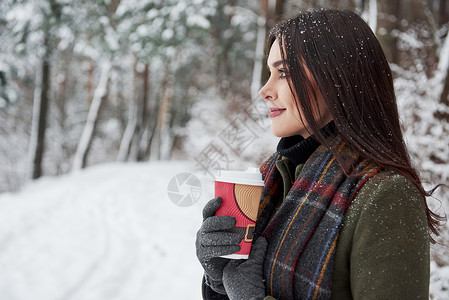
left=196, top=9, right=442, bottom=300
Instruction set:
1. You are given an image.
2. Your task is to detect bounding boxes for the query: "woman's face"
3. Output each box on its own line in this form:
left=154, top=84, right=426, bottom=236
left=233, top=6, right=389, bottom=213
left=259, top=40, right=333, bottom=138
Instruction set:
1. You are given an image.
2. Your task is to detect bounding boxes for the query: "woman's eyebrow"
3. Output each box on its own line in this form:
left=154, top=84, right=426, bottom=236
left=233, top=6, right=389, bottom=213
left=271, top=60, right=286, bottom=68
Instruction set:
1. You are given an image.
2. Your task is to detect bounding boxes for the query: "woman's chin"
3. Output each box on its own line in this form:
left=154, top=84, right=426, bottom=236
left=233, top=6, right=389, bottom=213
left=270, top=127, right=284, bottom=138
left=271, top=126, right=308, bottom=138
left=271, top=127, right=294, bottom=138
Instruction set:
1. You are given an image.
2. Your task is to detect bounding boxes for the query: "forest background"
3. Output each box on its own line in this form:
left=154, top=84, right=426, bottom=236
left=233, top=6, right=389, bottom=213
left=1, top=0, right=449, bottom=295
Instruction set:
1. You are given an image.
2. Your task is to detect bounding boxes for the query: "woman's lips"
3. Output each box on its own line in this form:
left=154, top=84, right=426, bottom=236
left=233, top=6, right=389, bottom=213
left=269, top=107, right=286, bottom=118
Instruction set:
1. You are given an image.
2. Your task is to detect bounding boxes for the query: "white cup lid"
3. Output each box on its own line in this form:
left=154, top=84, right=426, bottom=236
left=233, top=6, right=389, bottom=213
left=215, top=167, right=264, bottom=186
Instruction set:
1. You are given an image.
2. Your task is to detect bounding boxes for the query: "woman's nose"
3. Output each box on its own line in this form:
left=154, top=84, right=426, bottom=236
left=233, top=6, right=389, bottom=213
left=259, top=82, right=275, bottom=101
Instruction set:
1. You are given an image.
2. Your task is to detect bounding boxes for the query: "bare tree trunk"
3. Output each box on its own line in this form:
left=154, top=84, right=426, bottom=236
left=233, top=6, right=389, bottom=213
left=212, top=0, right=236, bottom=90
left=136, top=62, right=149, bottom=161
left=86, top=60, right=94, bottom=104
left=377, top=0, right=401, bottom=64
left=354, top=0, right=364, bottom=11
left=118, top=59, right=139, bottom=161
left=251, top=0, right=268, bottom=100
left=72, top=61, right=111, bottom=170
left=260, top=0, right=270, bottom=86
left=391, top=0, right=401, bottom=64
left=435, top=33, right=449, bottom=114
left=440, top=67, right=449, bottom=106
left=156, top=81, right=173, bottom=160
left=368, top=0, right=377, bottom=33
left=438, top=34, right=449, bottom=106
left=275, top=0, right=285, bottom=16
left=421, top=0, right=440, bottom=49
left=261, top=0, right=285, bottom=85
left=117, top=100, right=137, bottom=161
left=56, top=45, right=75, bottom=174
left=28, top=32, right=51, bottom=179
left=142, top=99, right=160, bottom=160
left=151, top=62, right=173, bottom=160
left=439, top=0, right=448, bottom=26
left=118, top=60, right=150, bottom=162
left=129, top=63, right=149, bottom=160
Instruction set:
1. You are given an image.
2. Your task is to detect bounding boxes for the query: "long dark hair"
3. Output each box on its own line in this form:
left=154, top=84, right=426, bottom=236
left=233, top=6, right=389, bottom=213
left=267, top=9, right=444, bottom=241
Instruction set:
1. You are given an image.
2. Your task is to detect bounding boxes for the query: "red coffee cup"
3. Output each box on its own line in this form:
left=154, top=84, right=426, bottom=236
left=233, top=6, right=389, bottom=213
left=214, top=168, right=264, bottom=259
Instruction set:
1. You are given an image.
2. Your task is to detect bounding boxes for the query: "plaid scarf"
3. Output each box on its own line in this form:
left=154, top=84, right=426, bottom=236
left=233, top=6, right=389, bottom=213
left=254, top=136, right=382, bottom=300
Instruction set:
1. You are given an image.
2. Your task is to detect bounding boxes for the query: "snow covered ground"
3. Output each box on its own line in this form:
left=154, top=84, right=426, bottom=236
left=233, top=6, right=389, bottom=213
left=0, top=161, right=210, bottom=300
left=0, top=161, right=447, bottom=299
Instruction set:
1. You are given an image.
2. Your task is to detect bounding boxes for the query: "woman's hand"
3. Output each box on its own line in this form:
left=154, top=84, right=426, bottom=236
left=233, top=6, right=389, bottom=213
left=222, top=237, right=268, bottom=300
left=196, top=197, right=241, bottom=294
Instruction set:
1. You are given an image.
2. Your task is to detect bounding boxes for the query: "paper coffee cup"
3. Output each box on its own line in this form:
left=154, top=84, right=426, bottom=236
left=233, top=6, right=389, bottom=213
left=214, top=167, right=264, bottom=259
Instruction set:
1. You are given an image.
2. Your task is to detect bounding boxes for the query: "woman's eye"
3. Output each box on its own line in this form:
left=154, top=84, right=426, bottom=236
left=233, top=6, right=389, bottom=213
left=279, top=70, right=288, bottom=79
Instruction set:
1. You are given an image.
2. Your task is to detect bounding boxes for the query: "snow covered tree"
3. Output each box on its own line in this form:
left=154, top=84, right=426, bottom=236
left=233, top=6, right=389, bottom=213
left=72, top=61, right=112, bottom=170
left=114, top=0, right=217, bottom=161
left=71, top=1, right=121, bottom=170
left=2, top=0, right=69, bottom=179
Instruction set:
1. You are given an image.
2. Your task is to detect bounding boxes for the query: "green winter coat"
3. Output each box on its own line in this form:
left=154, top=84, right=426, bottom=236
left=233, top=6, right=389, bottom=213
left=267, top=157, right=430, bottom=299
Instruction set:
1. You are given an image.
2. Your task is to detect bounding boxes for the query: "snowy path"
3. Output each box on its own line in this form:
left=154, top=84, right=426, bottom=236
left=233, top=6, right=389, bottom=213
left=0, top=161, right=211, bottom=300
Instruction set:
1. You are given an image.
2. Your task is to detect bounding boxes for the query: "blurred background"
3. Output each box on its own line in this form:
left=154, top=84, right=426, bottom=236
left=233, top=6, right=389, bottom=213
left=0, top=0, right=448, bottom=299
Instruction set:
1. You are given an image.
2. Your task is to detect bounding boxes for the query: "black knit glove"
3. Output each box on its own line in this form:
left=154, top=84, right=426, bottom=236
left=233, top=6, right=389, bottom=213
left=196, top=197, right=241, bottom=294
left=222, top=237, right=268, bottom=300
